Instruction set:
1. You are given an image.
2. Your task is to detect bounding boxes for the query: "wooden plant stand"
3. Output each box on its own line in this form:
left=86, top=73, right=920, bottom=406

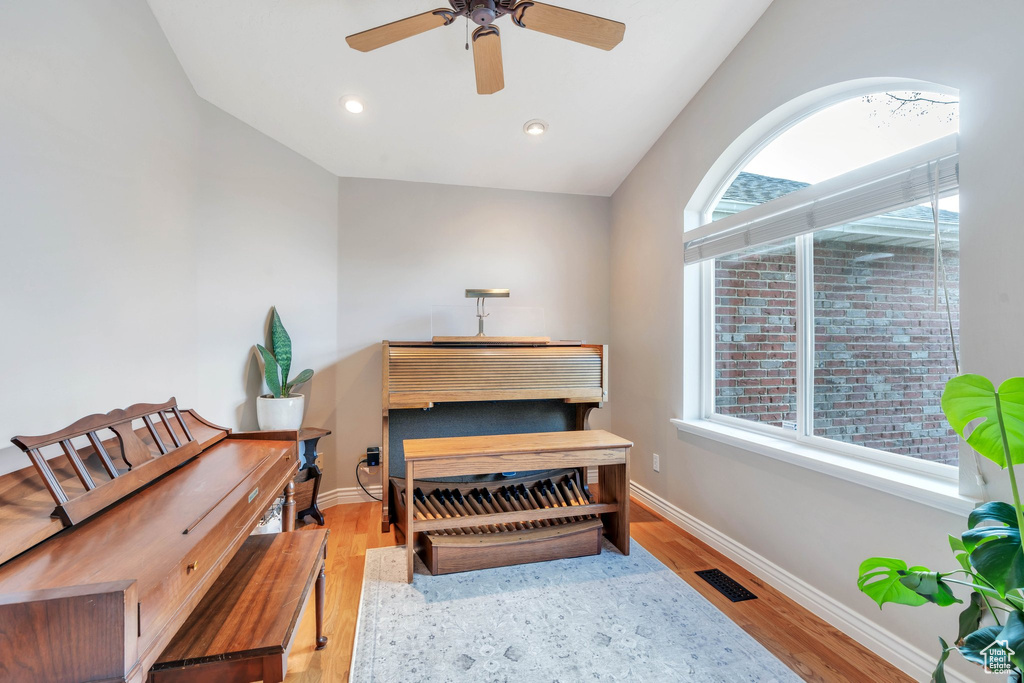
left=402, top=430, right=631, bottom=582
left=149, top=529, right=329, bottom=683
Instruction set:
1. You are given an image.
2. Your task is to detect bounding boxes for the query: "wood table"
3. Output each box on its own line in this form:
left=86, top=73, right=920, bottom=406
left=149, top=529, right=329, bottom=683
left=402, top=429, right=632, bottom=582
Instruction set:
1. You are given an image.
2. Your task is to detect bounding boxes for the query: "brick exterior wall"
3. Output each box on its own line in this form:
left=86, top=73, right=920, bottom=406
left=714, top=237, right=960, bottom=465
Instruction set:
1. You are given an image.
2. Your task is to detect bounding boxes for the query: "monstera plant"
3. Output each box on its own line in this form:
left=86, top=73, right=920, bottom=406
left=858, top=374, right=1024, bottom=682
left=254, top=307, right=314, bottom=431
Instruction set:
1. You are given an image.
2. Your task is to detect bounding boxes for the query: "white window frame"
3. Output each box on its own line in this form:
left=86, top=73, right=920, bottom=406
left=676, top=130, right=976, bottom=515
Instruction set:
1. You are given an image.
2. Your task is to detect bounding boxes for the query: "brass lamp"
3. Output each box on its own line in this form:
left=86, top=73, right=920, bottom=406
left=466, top=289, right=509, bottom=336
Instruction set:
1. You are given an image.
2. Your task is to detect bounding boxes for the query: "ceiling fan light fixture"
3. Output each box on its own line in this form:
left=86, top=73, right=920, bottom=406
left=340, top=95, right=364, bottom=114
left=524, top=119, right=548, bottom=136
left=470, top=0, right=497, bottom=26
left=345, top=3, right=625, bottom=95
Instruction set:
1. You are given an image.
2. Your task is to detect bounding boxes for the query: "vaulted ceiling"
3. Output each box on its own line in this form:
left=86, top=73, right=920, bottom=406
left=147, top=1, right=771, bottom=196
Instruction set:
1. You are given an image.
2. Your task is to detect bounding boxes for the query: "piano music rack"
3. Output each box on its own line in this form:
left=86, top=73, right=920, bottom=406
left=0, top=399, right=301, bottom=681
left=10, top=398, right=213, bottom=527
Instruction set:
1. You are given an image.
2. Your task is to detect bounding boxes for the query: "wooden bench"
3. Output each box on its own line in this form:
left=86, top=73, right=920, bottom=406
left=149, top=529, right=328, bottom=683
left=402, top=430, right=632, bottom=582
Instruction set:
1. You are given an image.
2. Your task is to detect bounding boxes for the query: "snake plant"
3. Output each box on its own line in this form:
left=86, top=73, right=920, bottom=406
left=857, top=374, right=1024, bottom=682
left=255, top=307, right=313, bottom=399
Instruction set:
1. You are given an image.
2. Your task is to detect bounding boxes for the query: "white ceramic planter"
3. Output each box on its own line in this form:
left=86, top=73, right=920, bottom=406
left=256, top=394, right=304, bottom=431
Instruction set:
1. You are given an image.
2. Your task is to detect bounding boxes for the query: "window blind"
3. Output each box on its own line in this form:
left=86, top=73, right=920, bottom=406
left=683, top=134, right=959, bottom=265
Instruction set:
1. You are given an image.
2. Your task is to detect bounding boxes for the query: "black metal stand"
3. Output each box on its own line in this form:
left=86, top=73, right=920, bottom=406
left=296, top=430, right=328, bottom=526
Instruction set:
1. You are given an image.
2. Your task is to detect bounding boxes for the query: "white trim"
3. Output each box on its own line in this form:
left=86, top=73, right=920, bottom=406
left=699, top=259, right=716, bottom=419
left=672, top=418, right=976, bottom=515
left=629, top=480, right=975, bottom=683
left=683, top=134, right=958, bottom=261
left=795, top=233, right=813, bottom=434
left=685, top=78, right=960, bottom=222
left=319, top=484, right=383, bottom=508
left=682, top=80, right=966, bottom=494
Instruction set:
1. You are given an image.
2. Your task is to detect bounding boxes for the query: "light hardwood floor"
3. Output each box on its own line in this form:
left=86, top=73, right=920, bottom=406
left=283, top=498, right=912, bottom=682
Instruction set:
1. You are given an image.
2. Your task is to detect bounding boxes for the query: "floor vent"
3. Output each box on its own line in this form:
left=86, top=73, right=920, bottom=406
left=695, top=569, right=758, bottom=602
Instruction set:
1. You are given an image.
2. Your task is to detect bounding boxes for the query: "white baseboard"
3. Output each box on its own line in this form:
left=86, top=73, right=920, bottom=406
left=629, top=481, right=971, bottom=683
left=319, top=484, right=382, bottom=507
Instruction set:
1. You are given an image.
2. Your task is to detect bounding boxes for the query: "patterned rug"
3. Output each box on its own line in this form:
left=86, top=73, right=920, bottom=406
left=350, top=539, right=800, bottom=682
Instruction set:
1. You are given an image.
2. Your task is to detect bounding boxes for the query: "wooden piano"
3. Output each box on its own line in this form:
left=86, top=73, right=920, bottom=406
left=0, top=398, right=319, bottom=683
left=382, top=340, right=630, bottom=578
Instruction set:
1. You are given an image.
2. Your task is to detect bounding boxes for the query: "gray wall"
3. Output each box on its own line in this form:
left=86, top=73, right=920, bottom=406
left=0, top=1, right=339, bottom=477
left=0, top=2, right=614, bottom=498
left=609, top=0, right=1024, bottom=680
left=4, top=0, right=1010, bottom=678
left=336, top=178, right=612, bottom=493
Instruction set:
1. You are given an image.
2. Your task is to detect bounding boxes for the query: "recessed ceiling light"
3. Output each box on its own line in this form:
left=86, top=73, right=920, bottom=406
left=340, top=96, right=364, bottom=114
left=524, top=119, right=548, bottom=136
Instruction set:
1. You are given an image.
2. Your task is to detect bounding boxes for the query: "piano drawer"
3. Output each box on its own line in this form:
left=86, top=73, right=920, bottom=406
left=137, top=449, right=297, bottom=659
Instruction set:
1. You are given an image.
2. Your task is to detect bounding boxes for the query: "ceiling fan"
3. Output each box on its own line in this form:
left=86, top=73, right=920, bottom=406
left=345, top=1, right=625, bottom=95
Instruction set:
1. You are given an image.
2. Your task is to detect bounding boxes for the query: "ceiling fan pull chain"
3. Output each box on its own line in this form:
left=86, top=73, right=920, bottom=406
left=465, top=16, right=470, bottom=50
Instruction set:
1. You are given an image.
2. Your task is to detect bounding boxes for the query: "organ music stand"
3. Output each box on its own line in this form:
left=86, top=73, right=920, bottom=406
left=466, top=288, right=509, bottom=336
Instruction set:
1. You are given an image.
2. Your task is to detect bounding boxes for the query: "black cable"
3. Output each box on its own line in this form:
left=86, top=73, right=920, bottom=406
left=355, top=458, right=382, bottom=501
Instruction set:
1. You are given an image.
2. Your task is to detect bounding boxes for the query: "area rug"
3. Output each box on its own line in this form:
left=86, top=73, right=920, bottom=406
left=350, top=539, right=801, bottom=682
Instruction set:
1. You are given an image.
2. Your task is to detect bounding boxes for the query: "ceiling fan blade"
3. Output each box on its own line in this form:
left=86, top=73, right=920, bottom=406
left=346, top=9, right=453, bottom=52
left=512, top=2, right=624, bottom=51
left=472, top=27, right=504, bottom=95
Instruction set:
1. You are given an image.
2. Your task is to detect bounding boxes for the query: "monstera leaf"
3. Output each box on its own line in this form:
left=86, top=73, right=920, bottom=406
left=960, top=611, right=1024, bottom=672
left=959, top=624, right=1005, bottom=666
left=956, top=593, right=984, bottom=644
left=857, top=558, right=959, bottom=608
left=932, top=637, right=952, bottom=683
left=963, top=502, right=1024, bottom=596
left=898, top=569, right=962, bottom=607
left=942, top=375, right=1024, bottom=468
left=949, top=535, right=972, bottom=572
left=970, top=502, right=1021, bottom=529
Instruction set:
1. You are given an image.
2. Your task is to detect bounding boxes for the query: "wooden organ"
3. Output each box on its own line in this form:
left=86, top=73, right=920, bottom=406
left=381, top=340, right=629, bottom=577
left=0, top=398, right=325, bottom=683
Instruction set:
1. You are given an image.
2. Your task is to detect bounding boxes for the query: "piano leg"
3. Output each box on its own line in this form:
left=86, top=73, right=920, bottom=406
left=283, top=481, right=296, bottom=533
left=315, top=562, right=328, bottom=650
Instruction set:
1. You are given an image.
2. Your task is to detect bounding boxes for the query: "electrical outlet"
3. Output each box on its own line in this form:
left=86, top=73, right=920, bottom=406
left=653, top=453, right=661, bottom=472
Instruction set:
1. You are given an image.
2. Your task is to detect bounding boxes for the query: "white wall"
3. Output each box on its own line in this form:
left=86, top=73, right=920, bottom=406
left=610, top=1, right=1024, bottom=680
left=0, top=1, right=613, bottom=499
left=0, top=1, right=338, bottom=472
left=336, top=178, right=612, bottom=492
left=5, top=0, right=1002, bottom=677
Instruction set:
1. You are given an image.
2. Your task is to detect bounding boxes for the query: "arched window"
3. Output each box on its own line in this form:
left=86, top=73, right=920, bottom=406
left=684, top=87, right=961, bottom=473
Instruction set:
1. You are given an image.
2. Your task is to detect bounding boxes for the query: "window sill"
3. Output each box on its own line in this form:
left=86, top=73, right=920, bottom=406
left=670, top=418, right=978, bottom=516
